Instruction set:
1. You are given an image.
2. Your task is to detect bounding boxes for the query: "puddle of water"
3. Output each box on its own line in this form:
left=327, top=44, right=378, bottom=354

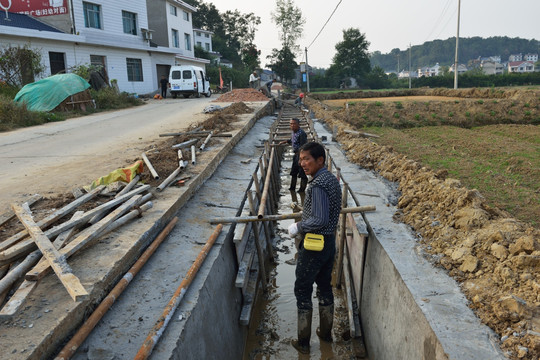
left=243, top=150, right=364, bottom=360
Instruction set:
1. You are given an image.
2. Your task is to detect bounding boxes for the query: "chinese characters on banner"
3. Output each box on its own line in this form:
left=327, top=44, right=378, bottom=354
left=1, top=0, right=68, bottom=17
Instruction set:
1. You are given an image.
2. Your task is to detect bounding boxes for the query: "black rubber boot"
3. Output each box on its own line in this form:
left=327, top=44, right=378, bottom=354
left=289, top=176, right=297, bottom=191
left=291, top=309, right=312, bottom=354
left=316, top=304, right=334, bottom=342
left=298, top=178, right=308, bottom=193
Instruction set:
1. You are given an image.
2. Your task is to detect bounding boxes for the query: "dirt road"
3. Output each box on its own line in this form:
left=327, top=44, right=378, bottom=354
left=0, top=97, right=214, bottom=208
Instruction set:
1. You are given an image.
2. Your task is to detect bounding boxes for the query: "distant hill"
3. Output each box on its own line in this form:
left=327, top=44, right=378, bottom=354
left=370, top=36, right=539, bottom=72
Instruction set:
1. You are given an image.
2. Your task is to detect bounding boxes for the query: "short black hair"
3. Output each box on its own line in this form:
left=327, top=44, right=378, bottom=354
left=299, top=142, right=325, bottom=162
left=291, top=117, right=300, bottom=124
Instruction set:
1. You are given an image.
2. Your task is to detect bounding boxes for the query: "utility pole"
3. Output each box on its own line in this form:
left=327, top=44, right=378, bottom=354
left=454, top=0, right=461, bottom=89
left=397, top=54, right=400, bottom=74
left=305, top=47, right=310, bottom=93
left=409, top=43, right=412, bottom=89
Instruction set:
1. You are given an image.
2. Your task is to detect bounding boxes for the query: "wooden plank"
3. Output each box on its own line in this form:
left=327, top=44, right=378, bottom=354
left=0, top=186, right=104, bottom=253
left=0, top=194, right=42, bottom=228
left=12, top=204, right=88, bottom=302
left=343, top=236, right=362, bottom=338
left=346, top=213, right=368, bottom=304
left=25, top=195, right=143, bottom=281
left=0, top=185, right=150, bottom=266
left=239, top=266, right=259, bottom=326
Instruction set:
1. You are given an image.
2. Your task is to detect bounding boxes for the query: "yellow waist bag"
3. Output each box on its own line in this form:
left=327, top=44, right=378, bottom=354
left=303, top=233, right=324, bottom=251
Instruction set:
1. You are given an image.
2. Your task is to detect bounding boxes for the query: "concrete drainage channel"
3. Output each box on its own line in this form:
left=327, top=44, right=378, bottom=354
left=2, top=100, right=507, bottom=359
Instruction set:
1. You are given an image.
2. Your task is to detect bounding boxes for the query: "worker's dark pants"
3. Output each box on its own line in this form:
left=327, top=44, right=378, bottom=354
left=161, top=86, right=167, bottom=98
left=290, top=152, right=307, bottom=179
left=294, top=234, right=335, bottom=310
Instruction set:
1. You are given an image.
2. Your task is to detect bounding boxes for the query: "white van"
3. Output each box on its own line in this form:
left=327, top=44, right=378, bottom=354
left=168, top=65, right=211, bottom=98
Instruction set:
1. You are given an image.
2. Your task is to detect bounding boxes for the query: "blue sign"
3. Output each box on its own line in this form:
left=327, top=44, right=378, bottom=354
left=302, top=73, right=307, bottom=82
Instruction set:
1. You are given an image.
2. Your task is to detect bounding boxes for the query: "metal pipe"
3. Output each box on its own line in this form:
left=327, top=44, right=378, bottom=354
left=257, top=147, right=275, bottom=218
left=191, top=145, right=196, bottom=165
left=171, top=138, right=198, bottom=149
left=115, top=175, right=140, bottom=199
left=54, top=217, right=178, bottom=360
left=336, top=183, right=348, bottom=288
left=199, top=131, right=213, bottom=151
left=156, top=166, right=182, bottom=192
left=209, top=205, right=375, bottom=224
left=141, top=152, right=159, bottom=180
left=134, top=224, right=223, bottom=360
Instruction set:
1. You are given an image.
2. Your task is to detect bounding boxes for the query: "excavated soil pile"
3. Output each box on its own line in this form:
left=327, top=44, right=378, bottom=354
left=213, top=88, right=269, bottom=102
left=309, top=94, right=540, bottom=359
left=140, top=102, right=255, bottom=186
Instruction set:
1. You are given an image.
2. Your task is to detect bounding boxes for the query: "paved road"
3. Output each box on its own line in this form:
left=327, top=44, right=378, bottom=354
left=0, top=97, right=216, bottom=208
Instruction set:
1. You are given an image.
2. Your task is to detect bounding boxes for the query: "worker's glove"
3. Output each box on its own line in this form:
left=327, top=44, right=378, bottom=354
left=288, top=222, right=298, bottom=237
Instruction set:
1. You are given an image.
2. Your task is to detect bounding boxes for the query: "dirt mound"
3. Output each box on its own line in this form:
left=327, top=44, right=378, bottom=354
left=213, top=88, right=269, bottom=102
left=310, top=100, right=540, bottom=359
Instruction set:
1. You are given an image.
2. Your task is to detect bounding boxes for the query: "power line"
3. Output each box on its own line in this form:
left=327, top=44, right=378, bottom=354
left=423, top=0, right=453, bottom=43
left=306, top=0, right=343, bottom=49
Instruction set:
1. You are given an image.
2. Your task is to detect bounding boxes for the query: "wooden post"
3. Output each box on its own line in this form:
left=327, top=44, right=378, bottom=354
left=249, top=180, right=274, bottom=264
left=12, top=204, right=88, bottom=301
left=336, top=183, right=348, bottom=288
left=247, top=192, right=268, bottom=290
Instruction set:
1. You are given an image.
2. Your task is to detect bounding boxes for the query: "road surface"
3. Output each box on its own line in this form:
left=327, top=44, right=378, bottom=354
left=0, top=97, right=215, bottom=208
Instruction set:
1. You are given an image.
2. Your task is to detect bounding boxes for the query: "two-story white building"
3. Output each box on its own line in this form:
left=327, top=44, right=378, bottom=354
left=0, top=0, right=208, bottom=95
left=508, top=61, right=535, bottom=73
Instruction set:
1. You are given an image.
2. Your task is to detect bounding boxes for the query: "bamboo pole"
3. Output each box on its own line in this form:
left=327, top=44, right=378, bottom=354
left=54, top=217, right=178, bottom=360
left=252, top=174, right=274, bottom=263
left=257, top=147, right=275, bottom=218
left=141, top=152, right=159, bottom=180
left=210, top=205, right=375, bottom=224
left=336, top=183, right=348, bottom=288
left=134, top=224, right=223, bottom=360
left=247, top=192, right=268, bottom=290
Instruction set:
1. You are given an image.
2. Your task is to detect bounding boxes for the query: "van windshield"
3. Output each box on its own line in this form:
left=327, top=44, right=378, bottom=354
left=171, top=70, right=181, bottom=80
left=183, top=70, right=192, bottom=79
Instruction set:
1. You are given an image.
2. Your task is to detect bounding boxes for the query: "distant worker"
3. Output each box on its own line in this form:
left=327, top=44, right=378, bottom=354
left=249, top=71, right=260, bottom=89
left=294, top=92, right=304, bottom=107
left=159, top=75, right=168, bottom=99
left=266, top=79, right=275, bottom=94
left=288, top=141, right=342, bottom=354
left=279, top=117, right=308, bottom=192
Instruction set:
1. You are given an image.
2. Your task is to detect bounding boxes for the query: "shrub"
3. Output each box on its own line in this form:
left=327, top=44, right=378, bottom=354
left=448, top=112, right=454, bottom=117
left=477, top=99, right=484, bottom=104
left=394, top=101, right=403, bottom=109
left=90, top=87, right=143, bottom=109
left=374, top=101, right=382, bottom=107
left=393, top=112, right=400, bottom=119
left=414, top=114, right=421, bottom=120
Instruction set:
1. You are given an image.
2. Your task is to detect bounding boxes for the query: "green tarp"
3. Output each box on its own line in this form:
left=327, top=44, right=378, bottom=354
left=14, top=74, right=91, bottom=112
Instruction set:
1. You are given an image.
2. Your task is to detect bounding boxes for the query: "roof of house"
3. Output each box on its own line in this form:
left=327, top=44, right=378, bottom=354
left=508, top=61, right=534, bottom=66
left=0, top=12, right=63, bottom=32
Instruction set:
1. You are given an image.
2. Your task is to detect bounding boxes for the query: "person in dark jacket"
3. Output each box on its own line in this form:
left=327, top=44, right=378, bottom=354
left=287, top=141, right=342, bottom=354
left=279, top=117, right=308, bottom=192
left=159, top=75, right=168, bottom=99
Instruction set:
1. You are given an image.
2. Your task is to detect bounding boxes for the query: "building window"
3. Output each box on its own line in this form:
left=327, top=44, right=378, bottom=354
left=169, top=4, right=177, bottom=16
left=184, top=33, right=191, bottom=51
left=49, top=52, right=66, bottom=75
left=205, top=43, right=210, bottom=51
left=122, top=11, right=137, bottom=35
left=196, top=31, right=201, bottom=37
left=172, top=29, right=179, bottom=48
left=83, top=2, right=101, bottom=29
left=182, top=10, right=189, bottom=21
left=126, top=58, right=143, bottom=82
left=196, top=41, right=202, bottom=47
left=204, top=33, right=209, bottom=38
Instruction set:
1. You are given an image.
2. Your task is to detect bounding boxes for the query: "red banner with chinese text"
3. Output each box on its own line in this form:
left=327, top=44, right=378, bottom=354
left=1, top=0, right=68, bottom=17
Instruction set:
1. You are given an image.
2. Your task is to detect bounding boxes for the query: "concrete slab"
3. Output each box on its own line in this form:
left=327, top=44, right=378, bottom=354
left=0, top=101, right=273, bottom=360
left=315, top=121, right=506, bottom=360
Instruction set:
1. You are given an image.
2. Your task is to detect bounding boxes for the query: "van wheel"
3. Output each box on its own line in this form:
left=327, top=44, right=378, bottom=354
left=205, top=90, right=211, bottom=98
left=195, top=92, right=201, bottom=98
left=172, top=93, right=177, bottom=99
left=183, top=94, right=191, bottom=98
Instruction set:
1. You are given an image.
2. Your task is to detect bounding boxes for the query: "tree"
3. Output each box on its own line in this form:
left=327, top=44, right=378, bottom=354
left=271, top=0, right=305, bottom=54
left=0, top=44, right=45, bottom=87
left=242, top=44, right=261, bottom=71
left=332, top=28, right=371, bottom=81
left=222, top=10, right=261, bottom=68
left=266, top=46, right=296, bottom=84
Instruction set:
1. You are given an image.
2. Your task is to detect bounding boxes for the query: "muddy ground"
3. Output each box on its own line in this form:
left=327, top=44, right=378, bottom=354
left=309, top=88, right=540, bottom=360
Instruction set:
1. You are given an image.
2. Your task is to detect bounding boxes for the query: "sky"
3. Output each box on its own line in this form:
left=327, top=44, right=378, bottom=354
left=206, top=0, right=540, bottom=69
